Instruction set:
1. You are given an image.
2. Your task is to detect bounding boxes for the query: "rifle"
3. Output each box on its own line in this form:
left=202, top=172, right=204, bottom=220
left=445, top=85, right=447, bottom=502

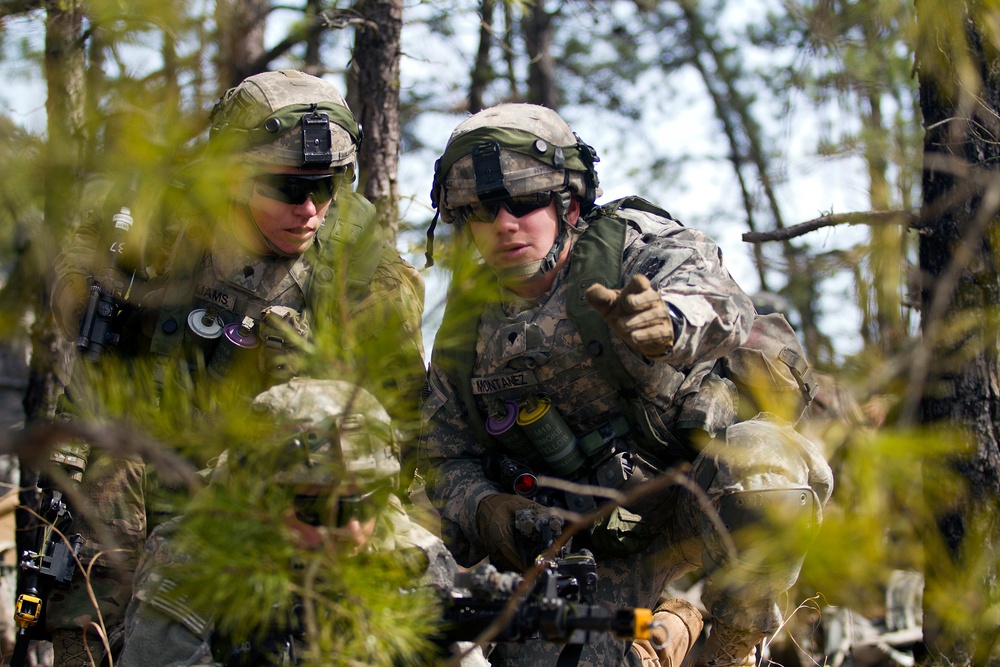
left=10, top=486, right=83, bottom=667
left=10, top=183, right=139, bottom=666
left=439, top=547, right=652, bottom=647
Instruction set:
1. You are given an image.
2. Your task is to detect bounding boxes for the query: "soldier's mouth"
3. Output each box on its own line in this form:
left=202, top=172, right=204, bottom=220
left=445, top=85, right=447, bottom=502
left=494, top=242, right=530, bottom=261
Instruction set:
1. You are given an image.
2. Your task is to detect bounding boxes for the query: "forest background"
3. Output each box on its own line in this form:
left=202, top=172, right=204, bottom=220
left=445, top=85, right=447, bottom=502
left=0, top=0, right=998, bottom=666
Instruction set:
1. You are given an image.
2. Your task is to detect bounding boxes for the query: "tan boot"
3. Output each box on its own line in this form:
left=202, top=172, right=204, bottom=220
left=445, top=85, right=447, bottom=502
left=693, top=619, right=765, bottom=667
left=631, top=597, right=704, bottom=667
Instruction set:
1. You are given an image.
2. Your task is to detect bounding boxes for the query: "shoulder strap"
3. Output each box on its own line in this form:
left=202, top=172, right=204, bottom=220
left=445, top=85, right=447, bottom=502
left=566, top=201, right=632, bottom=394
left=309, top=191, right=384, bottom=307
left=567, top=197, right=687, bottom=464
left=603, top=195, right=675, bottom=220
left=431, top=258, right=495, bottom=442
left=566, top=195, right=676, bottom=395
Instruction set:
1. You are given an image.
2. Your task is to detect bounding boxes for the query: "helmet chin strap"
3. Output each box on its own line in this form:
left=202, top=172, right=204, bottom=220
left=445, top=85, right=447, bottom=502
left=494, top=226, right=569, bottom=285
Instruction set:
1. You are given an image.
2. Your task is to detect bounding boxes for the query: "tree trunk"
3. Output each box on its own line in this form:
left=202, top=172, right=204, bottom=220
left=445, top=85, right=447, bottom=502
left=27, top=0, right=86, bottom=425
left=860, top=12, right=907, bottom=354
left=522, top=0, right=558, bottom=109
left=20, top=0, right=89, bottom=607
left=469, top=0, right=496, bottom=113
left=215, top=0, right=268, bottom=92
left=303, top=0, right=323, bottom=75
left=351, top=0, right=402, bottom=238
left=916, top=2, right=1000, bottom=663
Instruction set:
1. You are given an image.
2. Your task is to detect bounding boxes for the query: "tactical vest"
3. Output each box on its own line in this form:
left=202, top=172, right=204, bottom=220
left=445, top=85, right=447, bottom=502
left=149, top=191, right=385, bottom=382
left=436, top=196, right=817, bottom=472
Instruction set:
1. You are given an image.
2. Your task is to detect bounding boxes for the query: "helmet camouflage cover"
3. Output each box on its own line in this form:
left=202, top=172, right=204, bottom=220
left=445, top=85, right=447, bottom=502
left=209, top=69, right=362, bottom=170
left=249, top=378, right=400, bottom=490
left=431, top=103, right=601, bottom=224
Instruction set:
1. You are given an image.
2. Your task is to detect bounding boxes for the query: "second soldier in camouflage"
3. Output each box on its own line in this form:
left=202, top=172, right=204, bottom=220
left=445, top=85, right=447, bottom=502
left=419, top=104, right=833, bottom=667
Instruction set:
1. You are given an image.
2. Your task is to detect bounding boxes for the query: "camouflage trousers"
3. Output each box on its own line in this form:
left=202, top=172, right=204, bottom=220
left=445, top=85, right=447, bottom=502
left=486, top=415, right=833, bottom=667
left=45, top=452, right=147, bottom=667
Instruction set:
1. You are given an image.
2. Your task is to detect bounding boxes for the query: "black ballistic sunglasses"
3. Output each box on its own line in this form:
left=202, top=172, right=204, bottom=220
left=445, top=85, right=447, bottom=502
left=458, top=191, right=554, bottom=223
left=293, top=483, right=389, bottom=527
left=255, top=173, right=338, bottom=206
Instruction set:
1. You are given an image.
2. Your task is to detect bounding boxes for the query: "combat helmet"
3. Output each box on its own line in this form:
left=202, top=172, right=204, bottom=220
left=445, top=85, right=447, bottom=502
left=250, top=377, right=400, bottom=492
left=428, top=104, right=600, bottom=281
left=201, top=379, right=397, bottom=523
left=209, top=69, right=362, bottom=174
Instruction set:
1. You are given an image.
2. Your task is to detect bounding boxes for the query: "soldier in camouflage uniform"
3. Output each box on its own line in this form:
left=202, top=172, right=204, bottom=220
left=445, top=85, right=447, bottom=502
left=117, top=378, right=486, bottom=667
left=44, top=71, right=425, bottom=666
left=419, top=104, right=833, bottom=667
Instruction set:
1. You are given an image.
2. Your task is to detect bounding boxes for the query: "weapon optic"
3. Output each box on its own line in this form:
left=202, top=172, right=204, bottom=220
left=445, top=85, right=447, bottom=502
left=77, top=184, right=139, bottom=362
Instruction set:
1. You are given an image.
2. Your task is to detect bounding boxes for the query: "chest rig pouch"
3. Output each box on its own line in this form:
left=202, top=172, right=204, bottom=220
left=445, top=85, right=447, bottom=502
left=148, top=192, right=383, bottom=391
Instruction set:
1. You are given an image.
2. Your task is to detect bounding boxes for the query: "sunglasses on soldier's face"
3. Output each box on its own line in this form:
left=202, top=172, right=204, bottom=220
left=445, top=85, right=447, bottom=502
left=254, top=173, right=338, bottom=206
left=292, top=483, right=390, bottom=527
left=458, top=192, right=554, bottom=223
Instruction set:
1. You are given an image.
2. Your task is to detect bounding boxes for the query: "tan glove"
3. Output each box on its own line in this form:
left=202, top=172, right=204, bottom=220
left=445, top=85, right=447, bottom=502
left=630, top=597, right=704, bottom=667
left=475, top=493, right=562, bottom=572
left=52, top=273, right=90, bottom=338
left=585, top=274, right=675, bottom=357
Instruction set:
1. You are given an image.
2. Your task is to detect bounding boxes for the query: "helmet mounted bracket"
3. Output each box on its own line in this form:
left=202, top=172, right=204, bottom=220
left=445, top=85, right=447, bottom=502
left=301, top=105, right=333, bottom=168
left=472, top=141, right=510, bottom=208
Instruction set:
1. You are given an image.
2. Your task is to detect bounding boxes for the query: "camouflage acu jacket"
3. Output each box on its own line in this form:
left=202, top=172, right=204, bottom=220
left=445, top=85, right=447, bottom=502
left=419, top=200, right=754, bottom=566
left=53, top=185, right=425, bottom=426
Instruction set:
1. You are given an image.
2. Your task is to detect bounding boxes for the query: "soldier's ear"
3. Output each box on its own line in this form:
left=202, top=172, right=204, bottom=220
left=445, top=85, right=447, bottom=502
left=566, top=196, right=581, bottom=226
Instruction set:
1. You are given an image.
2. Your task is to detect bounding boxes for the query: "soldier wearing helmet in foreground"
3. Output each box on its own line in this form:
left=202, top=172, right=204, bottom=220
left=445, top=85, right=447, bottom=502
left=419, top=104, right=833, bottom=666
left=42, top=71, right=424, bottom=666
left=117, top=378, right=486, bottom=667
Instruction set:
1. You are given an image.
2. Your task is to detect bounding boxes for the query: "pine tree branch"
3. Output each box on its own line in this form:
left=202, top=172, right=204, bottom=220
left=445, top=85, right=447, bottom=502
left=1, top=419, right=202, bottom=492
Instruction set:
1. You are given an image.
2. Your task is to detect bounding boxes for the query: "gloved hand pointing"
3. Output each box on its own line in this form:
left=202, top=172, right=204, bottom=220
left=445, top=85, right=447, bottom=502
left=585, top=274, right=675, bottom=357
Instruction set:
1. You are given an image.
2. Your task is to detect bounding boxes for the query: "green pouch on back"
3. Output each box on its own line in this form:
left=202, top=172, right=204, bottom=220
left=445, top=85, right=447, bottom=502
left=588, top=506, right=654, bottom=557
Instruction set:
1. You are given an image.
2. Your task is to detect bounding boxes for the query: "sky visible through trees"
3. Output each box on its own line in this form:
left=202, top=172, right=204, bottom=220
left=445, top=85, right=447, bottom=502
left=0, top=1, right=888, bottom=360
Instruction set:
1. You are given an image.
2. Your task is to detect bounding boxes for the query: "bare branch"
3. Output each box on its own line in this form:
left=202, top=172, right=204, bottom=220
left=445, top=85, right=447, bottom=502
left=743, top=152, right=1000, bottom=245
left=248, top=9, right=373, bottom=74
left=0, top=0, right=43, bottom=19
left=742, top=210, right=919, bottom=244
left=0, top=420, right=202, bottom=492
